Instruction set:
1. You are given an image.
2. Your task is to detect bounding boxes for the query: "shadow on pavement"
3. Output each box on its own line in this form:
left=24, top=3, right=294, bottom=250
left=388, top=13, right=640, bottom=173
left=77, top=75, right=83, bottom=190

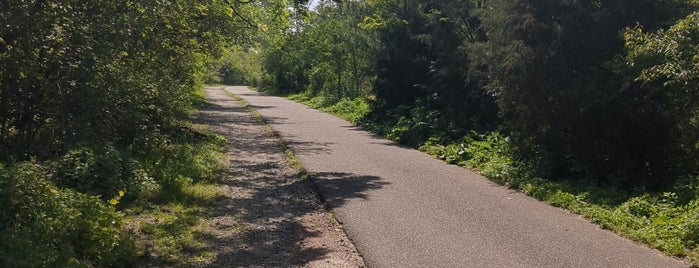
left=284, top=139, right=334, bottom=155
left=206, top=170, right=381, bottom=267
left=169, top=88, right=370, bottom=267
left=311, top=172, right=389, bottom=209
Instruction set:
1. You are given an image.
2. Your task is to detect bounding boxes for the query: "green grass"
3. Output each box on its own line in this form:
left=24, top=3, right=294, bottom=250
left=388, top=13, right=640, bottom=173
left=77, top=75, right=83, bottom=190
left=124, top=119, right=229, bottom=266
left=287, top=93, right=370, bottom=124
left=127, top=198, right=234, bottom=266
left=135, top=204, right=206, bottom=262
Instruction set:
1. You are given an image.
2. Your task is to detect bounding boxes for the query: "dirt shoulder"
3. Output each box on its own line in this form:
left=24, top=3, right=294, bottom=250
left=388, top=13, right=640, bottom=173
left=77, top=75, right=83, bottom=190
left=192, top=86, right=364, bottom=267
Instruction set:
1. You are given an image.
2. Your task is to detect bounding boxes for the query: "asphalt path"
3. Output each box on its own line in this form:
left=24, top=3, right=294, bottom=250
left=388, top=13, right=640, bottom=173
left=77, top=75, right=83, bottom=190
left=221, top=86, right=688, bottom=268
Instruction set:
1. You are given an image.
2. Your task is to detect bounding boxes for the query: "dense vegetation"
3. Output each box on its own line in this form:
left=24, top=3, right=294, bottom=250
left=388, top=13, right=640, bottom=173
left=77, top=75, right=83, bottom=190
left=0, top=1, right=249, bottom=266
left=259, top=0, right=699, bottom=188
left=253, top=0, right=699, bottom=263
left=3, top=0, right=699, bottom=265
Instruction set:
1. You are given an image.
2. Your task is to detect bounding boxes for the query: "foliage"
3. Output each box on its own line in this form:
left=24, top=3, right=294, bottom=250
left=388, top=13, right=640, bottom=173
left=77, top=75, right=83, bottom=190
left=49, top=145, right=151, bottom=202
left=471, top=0, right=696, bottom=187
left=0, top=123, right=227, bottom=267
left=259, top=0, right=376, bottom=102
left=622, top=12, right=699, bottom=183
left=383, top=99, right=451, bottom=146
left=368, top=0, right=497, bottom=131
left=0, top=0, right=245, bottom=161
left=0, top=163, right=135, bottom=267
left=323, top=97, right=372, bottom=124
left=288, top=93, right=371, bottom=124
left=0, top=0, right=241, bottom=264
left=209, top=46, right=263, bottom=86
left=420, top=131, right=516, bottom=180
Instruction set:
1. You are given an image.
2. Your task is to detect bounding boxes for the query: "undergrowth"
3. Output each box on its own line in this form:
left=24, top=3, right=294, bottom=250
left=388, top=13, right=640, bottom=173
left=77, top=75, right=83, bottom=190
left=287, top=93, right=370, bottom=124
left=0, top=88, right=228, bottom=267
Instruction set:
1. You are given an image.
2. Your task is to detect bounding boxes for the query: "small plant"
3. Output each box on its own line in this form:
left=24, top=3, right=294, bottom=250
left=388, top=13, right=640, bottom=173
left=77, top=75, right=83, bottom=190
left=328, top=212, right=337, bottom=223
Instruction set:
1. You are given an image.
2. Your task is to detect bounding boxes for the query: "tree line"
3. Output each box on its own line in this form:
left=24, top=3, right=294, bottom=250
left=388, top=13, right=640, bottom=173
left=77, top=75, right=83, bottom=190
left=257, top=0, right=699, bottom=189
left=0, top=1, right=253, bottom=266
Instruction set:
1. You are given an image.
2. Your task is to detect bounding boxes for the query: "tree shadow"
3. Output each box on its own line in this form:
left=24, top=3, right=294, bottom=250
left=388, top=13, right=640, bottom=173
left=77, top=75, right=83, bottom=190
left=249, top=104, right=276, bottom=110
left=153, top=88, right=381, bottom=267
left=284, top=139, right=334, bottom=155
left=196, top=169, right=384, bottom=267
left=195, top=102, right=263, bottom=127
left=310, top=172, right=389, bottom=210
left=228, top=90, right=263, bottom=97
left=255, top=114, right=294, bottom=126
left=201, top=219, right=332, bottom=267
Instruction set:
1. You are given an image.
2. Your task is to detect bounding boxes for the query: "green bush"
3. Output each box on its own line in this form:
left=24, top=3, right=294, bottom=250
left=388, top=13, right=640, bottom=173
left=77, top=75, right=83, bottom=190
left=49, top=145, right=151, bottom=202
left=383, top=99, right=452, bottom=147
left=159, top=139, right=225, bottom=186
left=324, top=97, right=371, bottom=124
left=0, top=163, right=135, bottom=267
left=420, top=131, right=518, bottom=183
left=683, top=206, right=699, bottom=248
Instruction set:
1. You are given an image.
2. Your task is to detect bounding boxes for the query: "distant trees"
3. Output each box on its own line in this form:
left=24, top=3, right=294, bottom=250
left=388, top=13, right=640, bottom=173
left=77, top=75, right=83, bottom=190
left=259, top=0, right=376, bottom=101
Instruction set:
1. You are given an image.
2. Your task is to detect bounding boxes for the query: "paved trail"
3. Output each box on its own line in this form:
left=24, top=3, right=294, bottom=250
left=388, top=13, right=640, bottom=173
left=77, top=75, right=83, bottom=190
left=222, top=86, right=687, bottom=268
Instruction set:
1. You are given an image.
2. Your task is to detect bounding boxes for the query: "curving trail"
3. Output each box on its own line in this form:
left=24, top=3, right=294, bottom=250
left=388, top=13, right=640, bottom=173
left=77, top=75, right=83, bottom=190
left=222, top=86, right=688, bottom=268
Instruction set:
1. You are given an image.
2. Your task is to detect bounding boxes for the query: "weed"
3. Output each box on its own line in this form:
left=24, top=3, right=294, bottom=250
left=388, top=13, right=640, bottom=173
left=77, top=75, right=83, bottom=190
left=329, top=212, right=337, bottom=223
left=285, top=149, right=304, bottom=173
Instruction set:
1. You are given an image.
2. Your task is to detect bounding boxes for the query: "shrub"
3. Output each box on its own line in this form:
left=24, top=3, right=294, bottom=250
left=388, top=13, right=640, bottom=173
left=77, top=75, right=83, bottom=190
left=156, top=140, right=226, bottom=187
left=49, top=145, right=151, bottom=202
left=324, top=97, right=371, bottom=124
left=0, top=162, right=135, bottom=267
left=384, top=99, right=452, bottom=146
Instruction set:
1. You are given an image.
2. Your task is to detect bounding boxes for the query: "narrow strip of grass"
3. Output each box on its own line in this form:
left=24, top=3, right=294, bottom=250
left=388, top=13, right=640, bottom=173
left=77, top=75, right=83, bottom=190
left=123, top=87, right=230, bottom=266
left=286, top=93, right=370, bottom=124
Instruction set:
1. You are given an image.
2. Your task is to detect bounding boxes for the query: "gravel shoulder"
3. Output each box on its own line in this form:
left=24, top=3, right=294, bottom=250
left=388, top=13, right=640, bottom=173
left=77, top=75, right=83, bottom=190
left=193, top=86, right=364, bottom=267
